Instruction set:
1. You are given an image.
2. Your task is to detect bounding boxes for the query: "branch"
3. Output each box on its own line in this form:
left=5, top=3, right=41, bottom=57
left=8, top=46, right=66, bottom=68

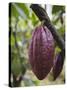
left=30, top=4, right=65, bottom=50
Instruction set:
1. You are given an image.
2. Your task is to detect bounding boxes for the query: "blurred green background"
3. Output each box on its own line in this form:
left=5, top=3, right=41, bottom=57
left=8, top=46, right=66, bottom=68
left=9, top=3, right=65, bottom=87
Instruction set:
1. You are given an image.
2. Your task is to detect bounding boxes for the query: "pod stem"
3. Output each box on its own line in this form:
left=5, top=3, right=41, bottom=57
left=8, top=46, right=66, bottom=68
left=30, top=4, right=65, bottom=51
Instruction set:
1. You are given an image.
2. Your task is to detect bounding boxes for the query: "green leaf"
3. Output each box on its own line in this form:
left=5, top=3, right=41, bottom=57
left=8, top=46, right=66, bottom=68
left=21, top=64, right=26, bottom=75
left=16, top=3, right=29, bottom=18
left=31, top=12, right=39, bottom=26
left=32, top=80, right=40, bottom=85
left=58, top=26, right=65, bottom=36
left=55, top=46, right=61, bottom=53
left=52, top=5, right=65, bottom=14
left=11, top=3, right=19, bottom=18
left=11, top=3, right=27, bottom=19
left=11, top=59, right=22, bottom=77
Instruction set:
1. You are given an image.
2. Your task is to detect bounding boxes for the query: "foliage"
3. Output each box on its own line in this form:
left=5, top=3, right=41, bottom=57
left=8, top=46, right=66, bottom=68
left=9, top=3, right=65, bottom=87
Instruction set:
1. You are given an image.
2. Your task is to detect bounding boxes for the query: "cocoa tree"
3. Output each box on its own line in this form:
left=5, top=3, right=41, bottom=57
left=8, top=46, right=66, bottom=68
left=9, top=3, right=65, bottom=87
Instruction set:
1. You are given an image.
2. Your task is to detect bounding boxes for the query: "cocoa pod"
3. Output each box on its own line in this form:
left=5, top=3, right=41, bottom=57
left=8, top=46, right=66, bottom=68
left=29, top=26, right=55, bottom=80
left=53, top=50, right=65, bottom=80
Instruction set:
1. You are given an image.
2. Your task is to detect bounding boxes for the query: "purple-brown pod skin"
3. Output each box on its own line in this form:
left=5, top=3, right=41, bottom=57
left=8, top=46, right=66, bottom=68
left=53, top=50, right=65, bottom=80
left=29, top=26, right=55, bottom=80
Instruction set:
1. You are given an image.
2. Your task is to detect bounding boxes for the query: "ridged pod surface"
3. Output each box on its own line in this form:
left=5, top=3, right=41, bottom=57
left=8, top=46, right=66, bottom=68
left=53, top=50, right=65, bottom=80
left=29, top=26, right=55, bottom=80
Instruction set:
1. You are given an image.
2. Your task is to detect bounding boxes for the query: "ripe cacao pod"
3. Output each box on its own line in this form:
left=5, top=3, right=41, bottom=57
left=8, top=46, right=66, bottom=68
left=29, top=26, right=55, bottom=80
left=53, top=50, right=65, bottom=80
